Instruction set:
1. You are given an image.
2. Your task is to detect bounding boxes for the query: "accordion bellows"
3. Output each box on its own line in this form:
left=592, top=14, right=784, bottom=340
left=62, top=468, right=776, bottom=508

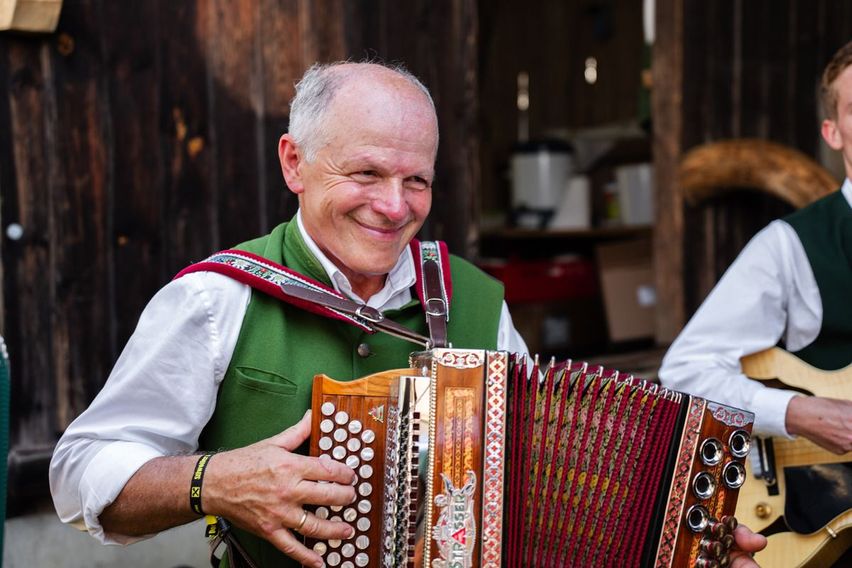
left=307, top=349, right=754, bottom=568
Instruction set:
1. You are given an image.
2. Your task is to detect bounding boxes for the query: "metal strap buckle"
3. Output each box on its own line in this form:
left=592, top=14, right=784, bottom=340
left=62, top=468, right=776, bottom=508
left=355, top=305, right=384, bottom=323
left=425, top=297, right=447, bottom=318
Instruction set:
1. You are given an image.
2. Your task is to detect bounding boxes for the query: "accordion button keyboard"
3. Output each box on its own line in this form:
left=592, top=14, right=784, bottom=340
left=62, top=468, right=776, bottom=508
left=321, top=402, right=335, bottom=416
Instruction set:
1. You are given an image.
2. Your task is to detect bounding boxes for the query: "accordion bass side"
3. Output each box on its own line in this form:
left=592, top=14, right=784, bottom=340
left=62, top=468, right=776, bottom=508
left=307, top=349, right=754, bottom=568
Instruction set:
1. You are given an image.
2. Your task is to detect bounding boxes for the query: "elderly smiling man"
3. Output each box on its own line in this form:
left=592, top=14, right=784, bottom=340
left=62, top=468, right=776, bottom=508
left=49, top=61, right=766, bottom=568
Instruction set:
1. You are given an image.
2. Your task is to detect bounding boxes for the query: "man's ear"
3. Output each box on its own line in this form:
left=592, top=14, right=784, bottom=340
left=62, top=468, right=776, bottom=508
left=279, top=134, right=305, bottom=194
left=821, top=118, right=843, bottom=151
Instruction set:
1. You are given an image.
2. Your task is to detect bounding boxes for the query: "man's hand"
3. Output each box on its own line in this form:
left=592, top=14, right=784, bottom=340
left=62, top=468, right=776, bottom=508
left=786, top=395, right=852, bottom=454
left=729, top=524, right=768, bottom=567
left=204, top=410, right=356, bottom=568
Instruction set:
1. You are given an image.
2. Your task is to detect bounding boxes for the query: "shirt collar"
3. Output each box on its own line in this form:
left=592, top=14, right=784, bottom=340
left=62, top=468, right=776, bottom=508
left=842, top=178, right=852, bottom=207
left=295, top=210, right=416, bottom=308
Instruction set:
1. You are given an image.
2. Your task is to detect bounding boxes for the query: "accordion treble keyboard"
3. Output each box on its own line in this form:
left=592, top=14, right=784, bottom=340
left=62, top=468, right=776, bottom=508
left=307, top=350, right=754, bottom=568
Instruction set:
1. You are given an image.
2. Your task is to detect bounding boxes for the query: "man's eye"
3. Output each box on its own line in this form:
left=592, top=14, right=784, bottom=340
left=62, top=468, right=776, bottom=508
left=355, top=170, right=377, bottom=178
left=407, top=177, right=430, bottom=189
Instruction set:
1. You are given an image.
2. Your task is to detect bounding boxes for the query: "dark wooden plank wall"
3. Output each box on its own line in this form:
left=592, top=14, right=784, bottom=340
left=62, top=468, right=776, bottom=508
left=0, top=0, right=477, bottom=459
left=679, top=0, right=852, bottom=315
left=478, top=0, right=644, bottom=216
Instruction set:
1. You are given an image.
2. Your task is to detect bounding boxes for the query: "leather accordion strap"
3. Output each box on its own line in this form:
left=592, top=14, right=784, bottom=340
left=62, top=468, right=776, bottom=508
left=412, top=240, right=452, bottom=348
left=174, top=247, right=438, bottom=348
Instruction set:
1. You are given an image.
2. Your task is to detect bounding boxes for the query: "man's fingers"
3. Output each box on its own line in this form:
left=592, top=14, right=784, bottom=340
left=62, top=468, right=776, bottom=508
left=296, top=512, right=355, bottom=541
left=266, top=527, right=323, bottom=568
left=301, top=454, right=358, bottom=486
left=295, top=479, right=357, bottom=507
left=270, top=410, right=313, bottom=451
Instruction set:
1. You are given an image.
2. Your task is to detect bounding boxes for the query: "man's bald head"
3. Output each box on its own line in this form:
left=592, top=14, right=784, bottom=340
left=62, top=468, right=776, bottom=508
left=288, top=62, right=438, bottom=163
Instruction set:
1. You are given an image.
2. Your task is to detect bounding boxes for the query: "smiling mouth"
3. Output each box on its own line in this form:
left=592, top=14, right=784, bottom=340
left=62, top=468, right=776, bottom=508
left=354, top=218, right=408, bottom=237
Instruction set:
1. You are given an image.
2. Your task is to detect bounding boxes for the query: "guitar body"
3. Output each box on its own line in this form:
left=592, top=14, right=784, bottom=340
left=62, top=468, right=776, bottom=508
left=736, top=348, right=852, bottom=567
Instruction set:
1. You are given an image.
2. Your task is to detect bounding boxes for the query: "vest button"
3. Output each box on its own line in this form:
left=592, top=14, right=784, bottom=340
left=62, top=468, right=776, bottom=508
left=357, top=343, right=371, bottom=358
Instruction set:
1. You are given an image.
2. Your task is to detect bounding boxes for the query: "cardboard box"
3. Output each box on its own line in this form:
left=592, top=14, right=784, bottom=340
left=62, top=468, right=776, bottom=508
left=596, top=239, right=656, bottom=342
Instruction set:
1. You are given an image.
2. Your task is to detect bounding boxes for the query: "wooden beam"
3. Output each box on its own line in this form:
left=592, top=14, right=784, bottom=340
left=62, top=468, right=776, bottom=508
left=651, top=0, right=684, bottom=344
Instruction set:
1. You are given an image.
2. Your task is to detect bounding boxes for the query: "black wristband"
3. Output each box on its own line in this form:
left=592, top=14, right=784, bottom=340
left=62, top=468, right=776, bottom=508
left=190, top=453, right=213, bottom=515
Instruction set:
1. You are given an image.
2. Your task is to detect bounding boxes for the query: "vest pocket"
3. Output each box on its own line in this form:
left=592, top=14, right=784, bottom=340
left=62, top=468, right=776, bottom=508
left=235, top=366, right=298, bottom=397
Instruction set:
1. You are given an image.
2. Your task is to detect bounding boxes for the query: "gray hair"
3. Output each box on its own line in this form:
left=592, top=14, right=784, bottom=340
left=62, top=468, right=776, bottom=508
left=288, top=61, right=436, bottom=162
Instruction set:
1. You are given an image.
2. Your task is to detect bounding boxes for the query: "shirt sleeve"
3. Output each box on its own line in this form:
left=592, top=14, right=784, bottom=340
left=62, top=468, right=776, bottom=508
left=658, top=220, right=821, bottom=438
left=497, top=301, right=529, bottom=356
left=49, top=272, right=250, bottom=544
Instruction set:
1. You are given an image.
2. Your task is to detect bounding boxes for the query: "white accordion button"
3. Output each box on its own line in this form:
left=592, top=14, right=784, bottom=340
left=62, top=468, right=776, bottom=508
left=348, top=420, right=363, bottom=434
left=360, top=447, right=374, bottom=461
left=328, top=539, right=341, bottom=549
left=320, top=419, right=334, bottom=433
left=347, top=438, right=362, bottom=452
left=335, top=410, right=349, bottom=425
left=357, top=499, right=371, bottom=514
left=359, top=464, right=373, bottom=479
left=341, top=543, right=355, bottom=558
left=321, top=402, right=335, bottom=416
left=315, top=507, right=329, bottom=519
left=361, top=429, right=375, bottom=444
left=333, top=428, right=347, bottom=443
left=345, top=455, right=360, bottom=469
left=355, top=553, right=369, bottom=567
left=342, top=562, right=354, bottom=568
left=332, top=446, right=346, bottom=460
left=327, top=551, right=341, bottom=566
left=356, top=517, right=371, bottom=531
left=312, top=542, right=327, bottom=555
left=318, top=437, right=333, bottom=451
left=358, top=482, right=372, bottom=497
left=343, top=507, right=357, bottom=522
left=355, top=535, right=369, bottom=550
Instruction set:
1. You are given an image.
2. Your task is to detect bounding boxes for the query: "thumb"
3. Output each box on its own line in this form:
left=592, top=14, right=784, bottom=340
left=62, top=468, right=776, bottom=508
left=270, top=409, right=312, bottom=451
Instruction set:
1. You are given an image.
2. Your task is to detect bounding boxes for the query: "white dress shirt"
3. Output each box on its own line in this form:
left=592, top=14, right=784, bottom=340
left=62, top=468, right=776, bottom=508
left=49, top=212, right=528, bottom=544
left=659, top=179, right=852, bottom=438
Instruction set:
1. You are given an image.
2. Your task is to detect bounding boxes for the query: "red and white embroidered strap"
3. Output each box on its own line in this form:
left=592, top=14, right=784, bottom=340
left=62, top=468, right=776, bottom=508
left=174, top=241, right=453, bottom=348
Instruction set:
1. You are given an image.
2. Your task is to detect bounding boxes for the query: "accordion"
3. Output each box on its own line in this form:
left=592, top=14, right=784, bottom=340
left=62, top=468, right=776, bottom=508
left=307, top=349, right=754, bottom=568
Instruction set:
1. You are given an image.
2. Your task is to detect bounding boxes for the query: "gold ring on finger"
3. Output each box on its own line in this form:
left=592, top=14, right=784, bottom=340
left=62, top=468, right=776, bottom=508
left=295, top=510, right=308, bottom=532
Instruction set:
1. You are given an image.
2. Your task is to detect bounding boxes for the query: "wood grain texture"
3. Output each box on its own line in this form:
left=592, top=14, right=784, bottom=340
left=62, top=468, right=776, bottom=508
left=651, top=0, right=684, bottom=343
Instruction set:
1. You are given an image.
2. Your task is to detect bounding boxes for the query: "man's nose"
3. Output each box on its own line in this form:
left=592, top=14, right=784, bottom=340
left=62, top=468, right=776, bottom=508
left=372, top=180, right=409, bottom=222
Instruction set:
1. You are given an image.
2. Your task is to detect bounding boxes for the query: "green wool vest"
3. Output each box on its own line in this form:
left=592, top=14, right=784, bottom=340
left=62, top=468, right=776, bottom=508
left=198, top=221, right=504, bottom=567
left=784, top=189, right=852, bottom=370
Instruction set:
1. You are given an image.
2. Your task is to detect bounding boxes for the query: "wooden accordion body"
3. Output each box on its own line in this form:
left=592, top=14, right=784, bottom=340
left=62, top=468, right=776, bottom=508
left=307, top=349, right=754, bottom=568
